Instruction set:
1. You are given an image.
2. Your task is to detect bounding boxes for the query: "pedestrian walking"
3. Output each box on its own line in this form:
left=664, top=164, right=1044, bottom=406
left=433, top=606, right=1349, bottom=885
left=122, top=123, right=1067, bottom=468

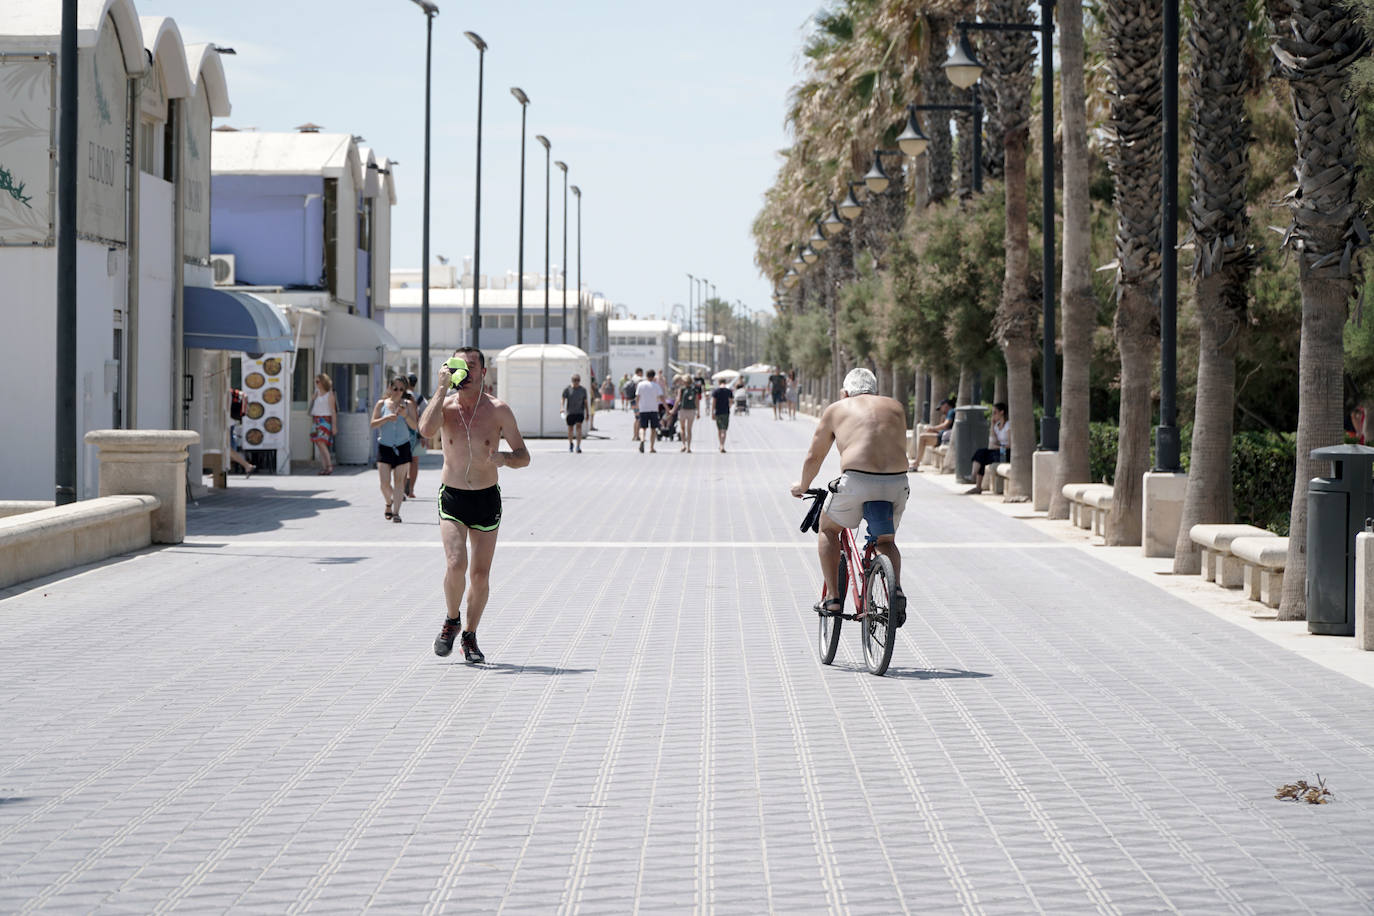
left=636, top=368, right=665, bottom=453
left=406, top=373, right=427, bottom=498
left=588, top=371, right=599, bottom=431
left=372, top=378, right=417, bottom=522
left=674, top=373, right=702, bottom=452
left=562, top=373, right=589, bottom=452
left=227, top=387, right=254, bottom=477
left=601, top=377, right=616, bottom=414
left=786, top=370, right=799, bottom=419
left=419, top=347, right=531, bottom=664
left=627, top=368, right=645, bottom=440
left=309, top=373, right=337, bottom=475
left=711, top=376, right=733, bottom=452
left=769, top=369, right=787, bottom=420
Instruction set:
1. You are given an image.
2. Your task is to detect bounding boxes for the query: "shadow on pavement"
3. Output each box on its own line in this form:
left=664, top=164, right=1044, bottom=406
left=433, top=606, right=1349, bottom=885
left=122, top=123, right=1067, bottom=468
left=444, top=661, right=596, bottom=676
left=882, top=666, right=993, bottom=681
left=187, top=486, right=350, bottom=537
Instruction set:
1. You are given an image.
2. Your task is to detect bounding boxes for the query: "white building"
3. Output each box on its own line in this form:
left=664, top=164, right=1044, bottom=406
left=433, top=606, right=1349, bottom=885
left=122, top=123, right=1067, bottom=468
left=607, top=319, right=679, bottom=383
left=0, top=1, right=245, bottom=499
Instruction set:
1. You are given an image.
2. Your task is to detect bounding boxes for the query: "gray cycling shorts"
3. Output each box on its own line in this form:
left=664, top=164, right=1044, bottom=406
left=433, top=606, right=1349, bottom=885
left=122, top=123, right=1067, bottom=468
left=823, top=470, right=910, bottom=532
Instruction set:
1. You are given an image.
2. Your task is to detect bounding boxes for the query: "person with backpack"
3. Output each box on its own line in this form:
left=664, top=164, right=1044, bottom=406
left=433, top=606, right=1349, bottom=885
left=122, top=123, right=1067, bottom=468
left=227, top=388, right=254, bottom=477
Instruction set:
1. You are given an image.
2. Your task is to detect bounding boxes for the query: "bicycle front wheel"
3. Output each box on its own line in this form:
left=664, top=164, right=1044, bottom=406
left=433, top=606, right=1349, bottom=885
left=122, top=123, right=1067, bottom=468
left=818, top=558, right=846, bottom=666
left=861, top=554, right=897, bottom=676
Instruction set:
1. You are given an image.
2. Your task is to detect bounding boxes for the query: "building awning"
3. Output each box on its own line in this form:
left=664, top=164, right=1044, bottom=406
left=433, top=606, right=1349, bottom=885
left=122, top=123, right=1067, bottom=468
left=183, top=286, right=295, bottom=353
left=322, top=309, right=401, bottom=363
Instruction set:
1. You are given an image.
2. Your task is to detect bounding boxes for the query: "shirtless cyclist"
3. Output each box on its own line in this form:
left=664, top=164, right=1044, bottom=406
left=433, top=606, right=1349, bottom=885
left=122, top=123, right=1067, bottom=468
left=419, top=347, right=530, bottom=663
left=790, top=367, right=909, bottom=623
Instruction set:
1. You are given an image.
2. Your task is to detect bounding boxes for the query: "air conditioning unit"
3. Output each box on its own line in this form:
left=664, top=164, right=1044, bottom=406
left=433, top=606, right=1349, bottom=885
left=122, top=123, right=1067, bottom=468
left=210, top=254, right=236, bottom=286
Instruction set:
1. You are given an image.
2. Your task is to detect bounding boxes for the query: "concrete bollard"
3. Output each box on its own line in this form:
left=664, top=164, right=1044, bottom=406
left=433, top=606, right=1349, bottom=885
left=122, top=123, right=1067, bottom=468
left=1142, top=471, right=1188, bottom=559
left=1358, top=531, right=1374, bottom=651
left=84, top=430, right=200, bottom=544
left=1032, top=450, right=1058, bottom=512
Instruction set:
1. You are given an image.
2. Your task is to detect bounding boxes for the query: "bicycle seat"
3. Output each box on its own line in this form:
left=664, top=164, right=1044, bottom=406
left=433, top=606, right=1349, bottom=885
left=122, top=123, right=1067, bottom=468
left=862, top=500, right=895, bottom=542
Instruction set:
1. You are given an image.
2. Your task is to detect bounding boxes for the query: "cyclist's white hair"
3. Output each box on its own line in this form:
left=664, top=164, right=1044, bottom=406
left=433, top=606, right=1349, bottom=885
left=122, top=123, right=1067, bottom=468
left=842, top=367, right=878, bottom=396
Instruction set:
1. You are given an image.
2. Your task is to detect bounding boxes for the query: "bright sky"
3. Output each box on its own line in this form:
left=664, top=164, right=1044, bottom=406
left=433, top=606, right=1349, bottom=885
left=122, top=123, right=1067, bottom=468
left=175, top=0, right=817, bottom=322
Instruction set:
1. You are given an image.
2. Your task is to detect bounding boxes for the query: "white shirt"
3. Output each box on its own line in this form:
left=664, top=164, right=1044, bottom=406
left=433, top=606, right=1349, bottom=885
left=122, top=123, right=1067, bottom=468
left=993, top=419, right=1010, bottom=448
left=635, top=379, right=663, bottom=412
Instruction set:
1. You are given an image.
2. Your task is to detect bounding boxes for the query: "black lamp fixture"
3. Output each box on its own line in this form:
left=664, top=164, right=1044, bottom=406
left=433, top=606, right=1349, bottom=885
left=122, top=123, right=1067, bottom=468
left=464, top=30, right=487, bottom=349
left=800, top=244, right=819, bottom=265
left=511, top=87, right=529, bottom=344
left=895, top=105, right=930, bottom=157
left=838, top=182, right=864, bottom=220
left=943, top=29, right=984, bottom=89
left=862, top=151, right=893, bottom=194
left=535, top=134, right=551, bottom=344
left=821, top=202, right=847, bottom=237
left=809, top=220, right=830, bottom=251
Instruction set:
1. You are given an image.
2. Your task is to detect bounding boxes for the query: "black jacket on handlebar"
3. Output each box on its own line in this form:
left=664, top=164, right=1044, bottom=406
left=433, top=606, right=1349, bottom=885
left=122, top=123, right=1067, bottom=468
left=800, top=488, right=828, bottom=534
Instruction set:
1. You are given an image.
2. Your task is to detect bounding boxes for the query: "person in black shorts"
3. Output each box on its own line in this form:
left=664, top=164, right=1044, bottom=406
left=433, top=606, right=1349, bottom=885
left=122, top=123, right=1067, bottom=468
left=371, top=378, right=418, bottom=522
left=562, top=373, right=589, bottom=453
left=418, top=348, right=530, bottom=663
left=710, top=377, right=733, bottom=452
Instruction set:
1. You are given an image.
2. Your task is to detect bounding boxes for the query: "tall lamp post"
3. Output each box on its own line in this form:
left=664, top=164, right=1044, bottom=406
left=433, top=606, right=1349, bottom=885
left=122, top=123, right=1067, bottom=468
left=410, top=0, right=439, bottom=391
left=686, top=273, right=695, bottom=358
left=709, top=282, right=717, bottom=371
left=901, top=96, right=983, bottom=193
left=944, top=4, right=1058, bottom=450
left=55, top=0, right=77, bottom=504
left=1155, top=0, right=1181, bottom=471
left=698, top=277, right=708, bottom=363
left=571, top=184, right=582, bottom=350
left=463, top=30, right=487, bottom=350
left=510, top=87, right=529, bottom=344
left=535, top=134, right=551, bottom=343
left=555, top=160, right=568, bottom=344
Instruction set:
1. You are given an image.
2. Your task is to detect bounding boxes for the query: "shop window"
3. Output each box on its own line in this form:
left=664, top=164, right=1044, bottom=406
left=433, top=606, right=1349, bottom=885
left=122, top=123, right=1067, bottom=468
left=292, top=349, right=314, bottom=408
left=138, top=120, right=157, bottom=175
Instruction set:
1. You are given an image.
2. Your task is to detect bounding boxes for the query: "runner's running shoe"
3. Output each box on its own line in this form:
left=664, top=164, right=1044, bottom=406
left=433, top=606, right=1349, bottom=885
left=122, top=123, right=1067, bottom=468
left=434, top=616, right=460, bottom=656
left=461, top=631, right=485, bottom=664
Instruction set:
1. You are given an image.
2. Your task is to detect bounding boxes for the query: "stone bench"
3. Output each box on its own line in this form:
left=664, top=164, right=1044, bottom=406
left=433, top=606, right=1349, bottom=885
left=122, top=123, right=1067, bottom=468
left=1086, top=487, right=1114, bottom=537
left=991, top=462, right=1012, bottom=495
left=1189, top=524, right=1277, bottom=588
left=0, top=495, right=160, bottom=590
left=1230, top=536, right=1288, bottom=609
left=1061, top=484, right=1112, bottom=530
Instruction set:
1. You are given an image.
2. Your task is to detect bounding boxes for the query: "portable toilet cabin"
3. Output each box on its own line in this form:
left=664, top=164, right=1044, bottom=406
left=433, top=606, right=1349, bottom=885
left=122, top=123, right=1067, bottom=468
left=493, top=344, right=591, bottom=437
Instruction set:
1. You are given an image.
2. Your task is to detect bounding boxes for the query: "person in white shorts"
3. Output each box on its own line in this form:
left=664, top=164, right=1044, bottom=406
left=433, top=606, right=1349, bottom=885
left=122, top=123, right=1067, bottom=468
left=790, top=367, right=910, bottom=624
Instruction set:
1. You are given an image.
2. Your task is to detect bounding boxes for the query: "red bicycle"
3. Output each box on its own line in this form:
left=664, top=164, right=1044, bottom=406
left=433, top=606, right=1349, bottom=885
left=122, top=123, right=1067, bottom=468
left=802, top=488, right=900, bottom=676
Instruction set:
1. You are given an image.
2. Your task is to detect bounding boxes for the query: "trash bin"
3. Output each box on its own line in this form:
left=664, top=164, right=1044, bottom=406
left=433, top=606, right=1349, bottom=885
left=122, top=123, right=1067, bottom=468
left=951, top=405, right=990, bottom=483
left=1306, top=444, right=1374, bottom=636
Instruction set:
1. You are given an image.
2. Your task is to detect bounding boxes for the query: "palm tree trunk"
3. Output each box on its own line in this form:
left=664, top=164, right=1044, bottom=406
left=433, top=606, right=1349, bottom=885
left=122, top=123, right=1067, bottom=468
left=957, top=366, right=974, bottom=404
left=1103, top=0, right=1164, bottom=545
left=1267, top=0, right=1369, bottom=620
left=1172, top=0, right=1253, bottom=572
left=922, top=14, right=956, bottom=204
left=1173, top=275, right=1239, bottom=570
left=994, top=371, right=1006, bottom=405
left=929, top=369, right=948, bottom=410
left=1048, top=0, right=1094, bottom=520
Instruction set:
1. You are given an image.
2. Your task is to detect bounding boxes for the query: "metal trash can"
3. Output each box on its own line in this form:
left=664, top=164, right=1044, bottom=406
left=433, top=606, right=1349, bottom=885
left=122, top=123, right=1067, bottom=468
left=951, top=405, right=990, bottom=483
left=1306, top=444, right=1374, bottom=636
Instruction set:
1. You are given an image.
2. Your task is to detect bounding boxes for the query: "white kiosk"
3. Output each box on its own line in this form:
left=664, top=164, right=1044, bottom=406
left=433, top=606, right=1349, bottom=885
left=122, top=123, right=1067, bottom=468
left=493, top=344, right=591, bottom=438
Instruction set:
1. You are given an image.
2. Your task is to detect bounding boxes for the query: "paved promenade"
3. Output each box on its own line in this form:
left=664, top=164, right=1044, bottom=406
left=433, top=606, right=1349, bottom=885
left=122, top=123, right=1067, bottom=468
left=4, top=409, right=1374, bottom=913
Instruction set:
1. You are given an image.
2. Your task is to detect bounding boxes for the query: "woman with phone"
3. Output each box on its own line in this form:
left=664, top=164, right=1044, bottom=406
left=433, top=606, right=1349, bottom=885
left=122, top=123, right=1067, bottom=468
left=371, top=378, right=418, bottom=522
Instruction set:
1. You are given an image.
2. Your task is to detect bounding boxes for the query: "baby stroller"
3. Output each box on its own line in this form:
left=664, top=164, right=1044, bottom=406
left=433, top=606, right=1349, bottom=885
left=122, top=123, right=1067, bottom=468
left=657, top=401, right=679, bottom=441
left=733, top=386, right=750, bottom=415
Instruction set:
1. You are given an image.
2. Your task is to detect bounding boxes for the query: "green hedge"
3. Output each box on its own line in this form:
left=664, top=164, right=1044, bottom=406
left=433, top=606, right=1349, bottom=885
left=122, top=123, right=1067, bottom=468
left=1085, top=423, right=1294, bottom=535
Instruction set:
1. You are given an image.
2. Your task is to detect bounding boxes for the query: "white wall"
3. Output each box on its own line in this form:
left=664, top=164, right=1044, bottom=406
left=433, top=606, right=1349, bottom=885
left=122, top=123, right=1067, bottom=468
left=138, top=177, right=174, bottom=430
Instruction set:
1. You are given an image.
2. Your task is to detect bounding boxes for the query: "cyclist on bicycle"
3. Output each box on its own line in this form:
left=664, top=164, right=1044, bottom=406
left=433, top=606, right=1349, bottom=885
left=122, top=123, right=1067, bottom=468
left=790, top=368, right=909, bottom=624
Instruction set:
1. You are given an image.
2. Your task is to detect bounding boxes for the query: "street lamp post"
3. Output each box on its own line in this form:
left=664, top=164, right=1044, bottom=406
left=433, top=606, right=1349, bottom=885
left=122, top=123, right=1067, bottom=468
left=699, top=277, right=709, bottom=368
left=410, top=0, right=439, bottom=391
left=464, top=30, right=487, bottom=350
left=686, top=273, right=695, bottom=358
left=555, top=160, right=568, bottom=344
left=55, top=0, right=77, bottom=505
left=709, top=283, right=717, bottom=371
left=945, top=3, right=1058, bottom=450
left=904, top=97, right=983, bottom=193
left=571, top=184, right=582, bottom=350
left=535, top=134, right=551, bottom=343
left=1155, top=0, right=1181, bottom=471
left=511, top=87, right=528, bottom=344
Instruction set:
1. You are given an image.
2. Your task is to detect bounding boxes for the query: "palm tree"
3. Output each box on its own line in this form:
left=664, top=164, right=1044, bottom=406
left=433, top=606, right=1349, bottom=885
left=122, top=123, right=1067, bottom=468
left=1103, top=0, right=1163, bottom=545
left=980, top=0, right=1038, bottom=499
left=1170, top=0, right=1257, bottom=571
left=1269, top=0, right=1370, bottom=619
left=1048, top=0, right=1094, bottom=519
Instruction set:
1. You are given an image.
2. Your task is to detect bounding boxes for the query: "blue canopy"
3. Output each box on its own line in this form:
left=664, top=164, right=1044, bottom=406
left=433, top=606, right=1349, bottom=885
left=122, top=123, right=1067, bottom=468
left=183, top=286, right=295, bottom=353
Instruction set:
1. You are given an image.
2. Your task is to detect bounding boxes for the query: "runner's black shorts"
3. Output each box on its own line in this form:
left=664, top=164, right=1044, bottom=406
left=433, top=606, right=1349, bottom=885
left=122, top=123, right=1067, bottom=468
left=437, top=483, right=502, bottom=531
left=638, top=411, right=659, bottom=429
left=566, top=412, right=584, bottom=426
left=378, top=442, right=412, bottom=467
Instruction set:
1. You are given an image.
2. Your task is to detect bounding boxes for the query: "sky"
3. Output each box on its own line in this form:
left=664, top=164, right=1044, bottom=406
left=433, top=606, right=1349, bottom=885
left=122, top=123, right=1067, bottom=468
left=174, top=0, right=820, bottom=322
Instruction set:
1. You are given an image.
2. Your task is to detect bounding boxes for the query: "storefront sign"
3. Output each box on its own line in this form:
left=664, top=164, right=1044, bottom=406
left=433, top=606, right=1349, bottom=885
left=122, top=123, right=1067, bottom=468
left=0, top=55, right=55, bottom=246
left=77, top=17, right=128, bottom=244
left=240, top=354, right=290, bottom=452
left=182, top=83, right=211, bottom=261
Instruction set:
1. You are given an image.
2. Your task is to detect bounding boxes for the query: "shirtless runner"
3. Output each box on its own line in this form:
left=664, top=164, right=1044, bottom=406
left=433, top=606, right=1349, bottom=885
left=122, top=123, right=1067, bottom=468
left=419, top=347, right=531, bottom=663
left=790, top=367, right=909, bottom=624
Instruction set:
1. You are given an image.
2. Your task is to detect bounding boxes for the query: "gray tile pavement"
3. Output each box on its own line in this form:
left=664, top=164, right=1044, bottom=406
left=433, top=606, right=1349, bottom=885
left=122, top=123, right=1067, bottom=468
left=2, top=410, right=1374, bottom=913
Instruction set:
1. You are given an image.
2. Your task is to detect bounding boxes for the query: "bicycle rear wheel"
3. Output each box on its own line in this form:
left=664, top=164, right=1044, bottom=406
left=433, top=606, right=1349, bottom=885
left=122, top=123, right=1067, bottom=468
left=861, top=554, right=897, bottom=676
left=817, top=559, right=846, bottom=665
